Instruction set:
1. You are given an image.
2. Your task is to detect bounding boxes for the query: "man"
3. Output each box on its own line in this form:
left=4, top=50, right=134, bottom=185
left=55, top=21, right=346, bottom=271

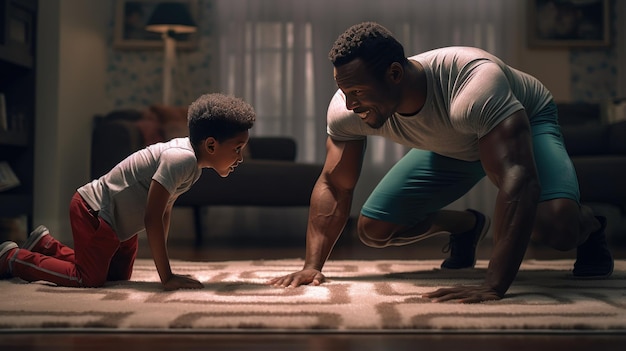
left=269, top=22, right=613, bottom=303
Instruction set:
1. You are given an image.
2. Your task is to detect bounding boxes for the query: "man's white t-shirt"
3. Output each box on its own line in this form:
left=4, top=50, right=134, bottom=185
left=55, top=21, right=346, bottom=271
left=78, top=137, right=202, bottom=241
left=327, top=46, right=553, bottom=161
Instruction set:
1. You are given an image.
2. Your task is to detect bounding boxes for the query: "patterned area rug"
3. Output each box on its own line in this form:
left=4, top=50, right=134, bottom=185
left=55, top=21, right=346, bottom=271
left=1, top=259, right=625, bottom=332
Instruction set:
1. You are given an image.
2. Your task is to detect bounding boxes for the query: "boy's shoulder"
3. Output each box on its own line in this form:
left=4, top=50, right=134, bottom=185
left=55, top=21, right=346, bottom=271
left=145, top=137, right=197, bottom=163
left=147, top=137, right=193, bottom=152
left=149, top=138, right=201, bottom=185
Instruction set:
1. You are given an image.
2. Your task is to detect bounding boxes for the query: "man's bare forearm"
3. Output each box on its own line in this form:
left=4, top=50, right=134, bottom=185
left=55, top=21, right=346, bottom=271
left=303, top=182, right=352, bottom=271
left=485, top=181, right=540, bottom=296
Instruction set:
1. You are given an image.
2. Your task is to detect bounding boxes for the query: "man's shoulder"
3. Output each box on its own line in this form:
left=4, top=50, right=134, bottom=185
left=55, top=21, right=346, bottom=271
left=411, top=46, right=494, bottom=62
left=327, top=90, right=367, bottom=140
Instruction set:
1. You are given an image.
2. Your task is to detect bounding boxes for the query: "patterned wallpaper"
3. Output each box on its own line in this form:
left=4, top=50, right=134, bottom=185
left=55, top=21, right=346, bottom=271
left=106, top=0, right=214, bottom=110
left=105, top=0, right=622, bottom=109
left=570, top=49, right=617, bottom=102
left=570, top=0, right=621, bottom=102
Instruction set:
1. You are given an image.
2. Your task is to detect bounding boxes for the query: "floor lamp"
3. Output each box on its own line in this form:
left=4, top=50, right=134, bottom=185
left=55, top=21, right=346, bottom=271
left=145, top=2, right=197, bottom=106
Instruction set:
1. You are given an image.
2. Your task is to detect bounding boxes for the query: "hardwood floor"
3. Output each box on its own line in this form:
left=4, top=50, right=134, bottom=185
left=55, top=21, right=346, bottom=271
left=1, top=332, right=626, bottom=351
left=153, top=228, right=626, bottom=263
left=2, top=230, right=625, bottom=351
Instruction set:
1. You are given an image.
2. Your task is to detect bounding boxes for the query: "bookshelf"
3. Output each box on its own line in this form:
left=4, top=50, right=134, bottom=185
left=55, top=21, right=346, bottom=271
left=0, top=0, right=37, bottom=233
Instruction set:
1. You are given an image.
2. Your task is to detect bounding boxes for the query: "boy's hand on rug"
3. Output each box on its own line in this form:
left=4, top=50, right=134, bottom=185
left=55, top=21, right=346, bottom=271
left=422, top=285, right=502, bottom=303
left=163, top=274, right=204, bottom=291
left=267, top=269, right=326, bottom=288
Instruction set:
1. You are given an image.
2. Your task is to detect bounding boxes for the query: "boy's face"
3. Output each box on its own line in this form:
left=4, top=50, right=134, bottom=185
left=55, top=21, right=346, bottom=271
left=208, top=130, right=250, bottom=177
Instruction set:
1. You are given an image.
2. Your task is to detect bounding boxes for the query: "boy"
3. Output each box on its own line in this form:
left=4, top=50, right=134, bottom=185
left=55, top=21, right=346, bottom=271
left=0, top=93, right=255, bottom=291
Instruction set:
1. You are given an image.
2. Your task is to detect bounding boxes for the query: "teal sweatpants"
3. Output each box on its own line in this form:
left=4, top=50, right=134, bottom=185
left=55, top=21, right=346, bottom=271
left=360, top=101, right=580, bottom=226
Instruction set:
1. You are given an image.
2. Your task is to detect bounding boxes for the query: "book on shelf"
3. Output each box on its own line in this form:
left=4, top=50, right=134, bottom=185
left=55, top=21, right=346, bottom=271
left=0, top=161, right=20, bottom=191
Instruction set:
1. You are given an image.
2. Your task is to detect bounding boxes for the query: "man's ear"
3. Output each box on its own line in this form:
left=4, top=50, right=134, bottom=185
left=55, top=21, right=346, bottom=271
left=388, top=62, right=403, bottom=83
left=204, top=137, right=217, bottom=154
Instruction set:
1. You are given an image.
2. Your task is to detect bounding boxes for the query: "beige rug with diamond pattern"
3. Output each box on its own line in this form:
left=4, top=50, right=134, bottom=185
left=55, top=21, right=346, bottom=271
left=0, top=259, right=624, bottom=332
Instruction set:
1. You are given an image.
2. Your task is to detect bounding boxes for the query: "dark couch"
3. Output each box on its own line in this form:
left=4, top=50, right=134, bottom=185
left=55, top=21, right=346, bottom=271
left=558, top=103, right=626, bottom=242
left=90, top=106, right=322, bottom=246
left=91, top=103, right=625, bottom=245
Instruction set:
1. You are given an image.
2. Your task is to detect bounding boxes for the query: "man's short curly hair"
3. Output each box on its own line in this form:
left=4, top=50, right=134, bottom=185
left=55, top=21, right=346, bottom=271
left=187, top=93, right=256, bottom=146
left=328, top=22, right=409, bottom=80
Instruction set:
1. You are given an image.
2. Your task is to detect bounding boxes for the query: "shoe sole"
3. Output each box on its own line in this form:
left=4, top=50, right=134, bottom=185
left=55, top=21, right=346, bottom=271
left=0, top=242, right=18, bottom=258
left=0, top=242, right=18, bottom=278
left=384, top=230, right=452, bottom=247
left=572, top=260, right=614, bottom=280
left=572, top=270, right=614, bottom=280
left=23, top=225, right=49, bottom=251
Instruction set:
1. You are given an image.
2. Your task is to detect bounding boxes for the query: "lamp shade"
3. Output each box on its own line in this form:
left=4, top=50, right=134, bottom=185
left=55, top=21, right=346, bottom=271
left=145, top=2, right=197, bottom=34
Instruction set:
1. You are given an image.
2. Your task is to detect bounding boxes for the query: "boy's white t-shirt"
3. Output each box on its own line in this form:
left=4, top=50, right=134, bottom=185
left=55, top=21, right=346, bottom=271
left=327, top=46, right=553, bottom=161
left=78, top=137, right=202, bottom=241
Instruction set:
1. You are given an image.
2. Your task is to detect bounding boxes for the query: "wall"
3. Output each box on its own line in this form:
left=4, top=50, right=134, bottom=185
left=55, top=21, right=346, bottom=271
left=516, top=0, right=622, bottom=103
left=35, top=0, right=110, bottom=242
left=107, top=0, right=217, bottom=109
left=33, top=0, right=622, bottom=243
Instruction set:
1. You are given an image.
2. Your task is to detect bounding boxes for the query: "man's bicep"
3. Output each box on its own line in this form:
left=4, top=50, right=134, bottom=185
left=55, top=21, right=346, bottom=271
left=321, top=137, right=365, bottom=191
left=478, top=110, right=538, bottom=190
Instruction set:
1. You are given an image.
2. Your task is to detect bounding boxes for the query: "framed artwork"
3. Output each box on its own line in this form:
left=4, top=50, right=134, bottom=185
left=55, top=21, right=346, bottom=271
left=113, top=0, right=199, bottom=50
left=528, top=0, right=610, bottom=48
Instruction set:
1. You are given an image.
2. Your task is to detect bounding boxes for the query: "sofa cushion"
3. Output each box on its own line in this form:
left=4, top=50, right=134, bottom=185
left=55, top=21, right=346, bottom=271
left=247, top=137, right=297, bottom=161
left=102, top=109, right=144, bottom=122
left=135, top=111, right=163, bottom=145
left=572, top=155, right=626, bottom=208
left=176, top=160, right=321, bottom=207
left=557, top=103, right=601, bottom=126
left=608, top=121, right=626, bottom=154
left=148, top=104, right=189, bottom=141
left=562, top=124, right=609, bottom=156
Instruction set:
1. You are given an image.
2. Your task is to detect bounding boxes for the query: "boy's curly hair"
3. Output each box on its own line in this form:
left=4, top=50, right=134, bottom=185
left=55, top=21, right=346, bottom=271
left=328, top=22, right=409, bottom=80
left=187, top=93, right=256, bottom=146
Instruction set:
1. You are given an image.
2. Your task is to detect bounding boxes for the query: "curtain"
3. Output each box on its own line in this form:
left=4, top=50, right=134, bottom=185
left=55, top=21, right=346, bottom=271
left=618, top=0, right=626, bottom=98
left=209, top=0, right=518, bottom=237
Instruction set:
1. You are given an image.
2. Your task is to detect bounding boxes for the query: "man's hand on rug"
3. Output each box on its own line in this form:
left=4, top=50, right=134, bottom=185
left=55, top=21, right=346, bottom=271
left=267, top=269, right=326, bottom=288
left=422, top=285, right=502, bottom=303
left=162, top=274, right=204, bottom=291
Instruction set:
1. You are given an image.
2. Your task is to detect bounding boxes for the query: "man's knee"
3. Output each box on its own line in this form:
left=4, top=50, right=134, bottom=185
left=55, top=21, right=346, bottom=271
left=356, top=215, right=397, bottom=248
left=533, top=200, right=580, bottom=251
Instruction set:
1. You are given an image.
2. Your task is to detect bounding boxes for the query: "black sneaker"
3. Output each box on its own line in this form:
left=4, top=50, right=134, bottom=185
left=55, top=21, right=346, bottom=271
left=573, top=216, right=614, bottom=279
left=441, top=209, right=490, bottom=269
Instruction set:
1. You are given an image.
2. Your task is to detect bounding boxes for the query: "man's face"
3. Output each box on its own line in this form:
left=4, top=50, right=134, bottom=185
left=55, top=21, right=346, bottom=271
left=334, top=58, right=397, bottom=129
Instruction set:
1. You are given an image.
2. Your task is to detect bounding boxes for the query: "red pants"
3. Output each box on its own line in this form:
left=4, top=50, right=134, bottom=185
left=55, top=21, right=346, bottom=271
left=8, top=192, right=138, bottom=287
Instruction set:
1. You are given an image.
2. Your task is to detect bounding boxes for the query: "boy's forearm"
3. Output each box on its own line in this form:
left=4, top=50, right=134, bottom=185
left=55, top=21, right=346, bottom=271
left=146, top=224, right=173, bottom=284
left=144, top=180, right=175, bottom=285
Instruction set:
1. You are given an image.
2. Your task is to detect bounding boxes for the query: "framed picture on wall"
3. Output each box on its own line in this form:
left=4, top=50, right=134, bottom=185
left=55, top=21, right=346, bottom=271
left=528, top=0, right=610, bottom=48
left=113, top=0, right=199, bottom=50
